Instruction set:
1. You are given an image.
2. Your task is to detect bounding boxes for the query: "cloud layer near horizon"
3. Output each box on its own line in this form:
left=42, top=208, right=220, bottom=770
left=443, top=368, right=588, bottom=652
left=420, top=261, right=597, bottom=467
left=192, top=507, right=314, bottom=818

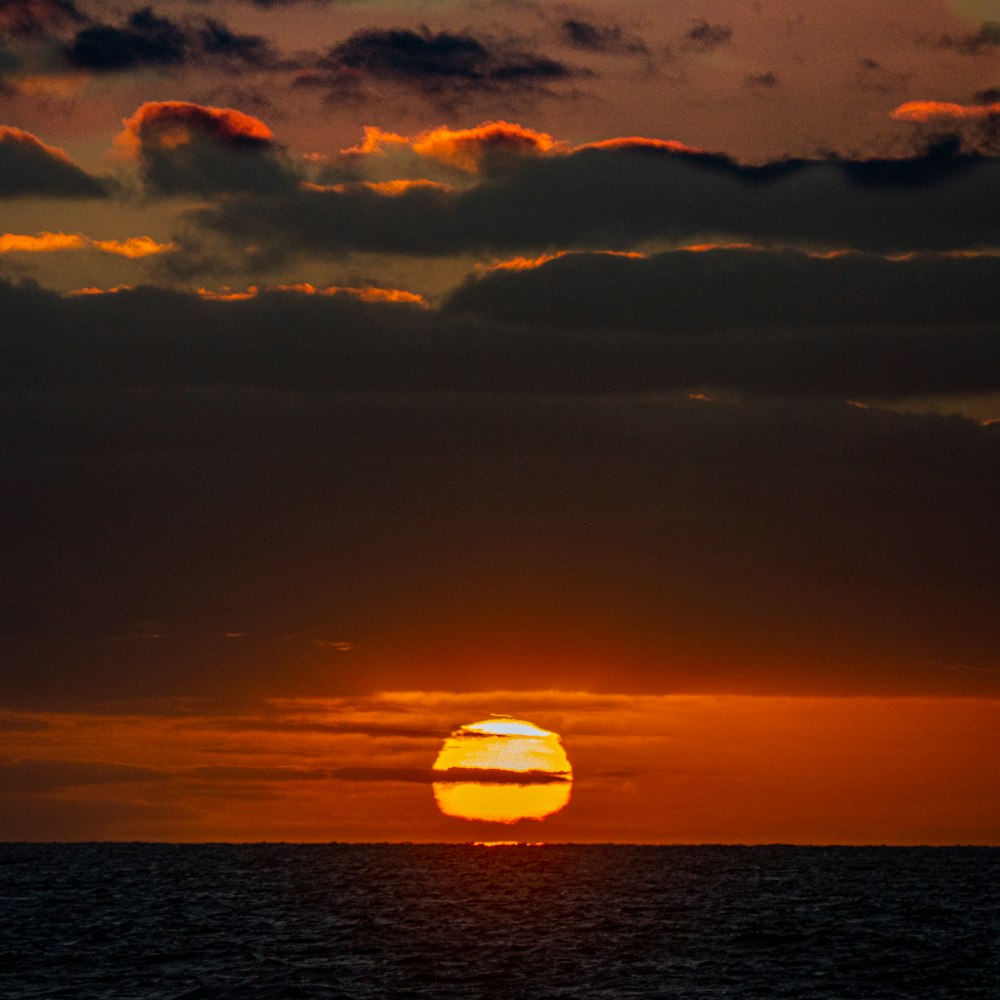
left=1, top=267, right=998, bottom=707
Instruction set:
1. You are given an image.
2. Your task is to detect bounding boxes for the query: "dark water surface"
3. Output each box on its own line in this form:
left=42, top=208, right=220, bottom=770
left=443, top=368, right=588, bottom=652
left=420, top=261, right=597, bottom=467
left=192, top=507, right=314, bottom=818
left=1, top=844, right=997, bottom=999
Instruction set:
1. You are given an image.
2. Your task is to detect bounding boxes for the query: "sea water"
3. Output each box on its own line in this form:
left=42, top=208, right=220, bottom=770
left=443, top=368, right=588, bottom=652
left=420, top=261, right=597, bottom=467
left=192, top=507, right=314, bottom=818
left=1, top=844, right=997, bottom=998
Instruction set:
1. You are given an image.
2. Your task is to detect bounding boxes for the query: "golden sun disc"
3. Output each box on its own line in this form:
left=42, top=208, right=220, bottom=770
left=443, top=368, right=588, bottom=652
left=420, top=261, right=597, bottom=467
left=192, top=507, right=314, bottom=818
left=432, top=715, right=572, bottom=824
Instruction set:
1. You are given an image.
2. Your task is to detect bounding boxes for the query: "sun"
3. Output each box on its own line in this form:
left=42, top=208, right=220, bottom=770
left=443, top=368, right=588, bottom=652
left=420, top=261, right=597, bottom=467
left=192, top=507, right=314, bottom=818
left=432, top=716, right=573, bottom=824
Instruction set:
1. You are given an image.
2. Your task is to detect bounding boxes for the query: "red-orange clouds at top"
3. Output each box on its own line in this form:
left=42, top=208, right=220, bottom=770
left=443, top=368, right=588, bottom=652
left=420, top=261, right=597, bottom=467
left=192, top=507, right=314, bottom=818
left=891, top=100, right=1000, bottom=122
left=116, top=101, right=275, bottom=157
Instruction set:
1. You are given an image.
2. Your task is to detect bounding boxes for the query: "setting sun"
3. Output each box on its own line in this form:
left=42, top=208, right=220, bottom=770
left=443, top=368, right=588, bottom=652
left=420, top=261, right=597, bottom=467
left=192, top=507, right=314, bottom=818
left=432, top=717, right=573, bottom=824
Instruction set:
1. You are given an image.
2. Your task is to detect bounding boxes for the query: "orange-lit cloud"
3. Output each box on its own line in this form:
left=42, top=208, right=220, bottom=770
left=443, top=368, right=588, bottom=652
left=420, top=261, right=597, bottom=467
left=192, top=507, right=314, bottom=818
left=338, top=122, right=708, bottom=177
left=0, top=231, right=175, bottom=257
left=10, top=73, right=89, bottom=100
left=681, top=241, right=757, bottom=253
left=340, top=125, right=411, bottom=157
left=0, top=126, right=109, bottom=198
left=340, top=121, right=560, bottom=174
left=573, top=136, right=702, bottom=155
left=891, top=99, right=1000, bottom=121
left=411, top=121, right=559, bottom=172
left=302, top=179, right=454, bottom=196
left=483, top=249, right=646, bottom=272
left=196, top=283, right=428, bottom=306
left=116, top=101, right=275, bottom=156
left=65, top=285, right=135, bottom=296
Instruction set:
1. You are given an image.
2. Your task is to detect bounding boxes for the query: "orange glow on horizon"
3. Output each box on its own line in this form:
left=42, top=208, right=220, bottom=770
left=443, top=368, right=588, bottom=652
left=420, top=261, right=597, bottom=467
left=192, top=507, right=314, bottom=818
left=2, top=693, right=998, bottom=844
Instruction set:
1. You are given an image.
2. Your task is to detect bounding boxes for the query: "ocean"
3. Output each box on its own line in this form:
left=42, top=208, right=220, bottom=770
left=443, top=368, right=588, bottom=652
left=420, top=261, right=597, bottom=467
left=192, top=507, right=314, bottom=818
left=1, top=844, right=997, bottom=999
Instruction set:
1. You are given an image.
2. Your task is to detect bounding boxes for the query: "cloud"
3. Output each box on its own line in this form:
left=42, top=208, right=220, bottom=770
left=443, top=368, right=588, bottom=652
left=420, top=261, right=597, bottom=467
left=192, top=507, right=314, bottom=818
left=892, top=99, right=1000, bottom=122
left=559, top=19, right=648, bottom=56
left=445, top=246, right=1000, bottom=346
left=0, top=125, right=109, bottom=197
left=400, top=121, right=558, bottom=174
left=117, top=101, right=298, bottom=195
left=924, top=21, right=1000, bottom=55
left=684, top=19, right=732, bottom=52
left=2, top=262, right=999, bottom=399
left=0, top=757, right=167, bottom=791
left=204, top=718, right=443, bottom=739
left=65, top=7, right=186, bottom=71
left=307, top=26, right=581, bottom=100
left=63, top=8, right=280, bottom=73
left=195, top=282, right=427, bottom=306
left=745, top=72, right=779, bottom=89
left=185, top=764, right=335, bottom=781
left=193, top=133, right=1000, bottom=258
left=329, top=766, right=569, bottom=784
left=0, top=231, right=175, bottom=257
left=195, top=18, right=280, bottom=67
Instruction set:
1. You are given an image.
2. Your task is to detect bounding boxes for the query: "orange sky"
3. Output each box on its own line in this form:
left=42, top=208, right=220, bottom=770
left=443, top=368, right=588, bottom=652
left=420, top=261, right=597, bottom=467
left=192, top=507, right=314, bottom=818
left=3, top=693, right=997, bottom=844
left=2, top=0, right=999, bottom=845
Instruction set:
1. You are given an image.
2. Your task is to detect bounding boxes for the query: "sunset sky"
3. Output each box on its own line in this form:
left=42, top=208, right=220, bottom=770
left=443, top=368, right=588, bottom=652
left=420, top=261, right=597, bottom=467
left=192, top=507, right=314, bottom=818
left=1, top=0, right=998, bottom=843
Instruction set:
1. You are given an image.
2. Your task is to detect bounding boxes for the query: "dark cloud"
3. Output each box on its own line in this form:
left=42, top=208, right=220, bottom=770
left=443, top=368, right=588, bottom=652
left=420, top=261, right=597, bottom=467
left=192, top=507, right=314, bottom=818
left=185, top=764, right=336, bottom=781
left=744, top=71, right=778, bottom=88
left=0, top=758, right=167, bottom=791
left=311, top=26, right=579, bottom=98
left=559, top=19, right=647, bottom=55
left=0, top=274, right=997, bottom=708
left=120, top=101, right=299, bottom=195
left=3, top=252, right=998, bottom=400
left=65, top=7, right=187, bottom=71
left=331, top=767, right=569, bottom=784
left=925, top=21, right=1000, bottom=55
left=64, top=8, right=280, bottom=73
left=194, top=18, right=281, bottom=67
left=204, top=718, right=443, bottom=739
left=684, top=19, right=732, bottom=52
left=444, top=248, right=1000, bottom=349
left=0, top=125, right=109, bottom=197
left=851, top=58, right=909, bottom=95
left=193, top=141, right=1000, bottom=257
left=0, top=41, right=21, bottom=72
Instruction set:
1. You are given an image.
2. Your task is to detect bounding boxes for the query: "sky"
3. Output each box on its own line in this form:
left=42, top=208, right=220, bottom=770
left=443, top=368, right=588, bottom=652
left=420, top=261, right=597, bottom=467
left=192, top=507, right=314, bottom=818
left=1, top=0, right=998, bottom=843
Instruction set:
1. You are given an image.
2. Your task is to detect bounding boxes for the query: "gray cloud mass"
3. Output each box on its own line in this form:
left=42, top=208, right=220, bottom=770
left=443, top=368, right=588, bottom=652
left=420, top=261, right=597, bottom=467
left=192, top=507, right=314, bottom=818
left=191, top=142, right=1000, bottom=257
